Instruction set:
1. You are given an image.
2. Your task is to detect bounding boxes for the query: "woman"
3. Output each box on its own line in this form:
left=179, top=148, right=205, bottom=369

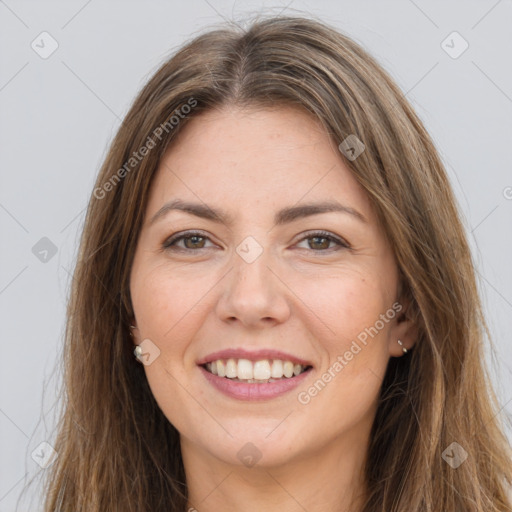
left=40, top=15, right=512, bottom=512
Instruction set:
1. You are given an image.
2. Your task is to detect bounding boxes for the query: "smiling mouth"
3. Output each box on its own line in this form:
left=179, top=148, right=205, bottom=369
left=201, top=358, right=313, bottom=383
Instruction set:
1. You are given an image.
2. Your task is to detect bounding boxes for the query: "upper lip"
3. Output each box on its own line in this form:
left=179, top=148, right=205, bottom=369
left=196, top=348, right=313, bottom=367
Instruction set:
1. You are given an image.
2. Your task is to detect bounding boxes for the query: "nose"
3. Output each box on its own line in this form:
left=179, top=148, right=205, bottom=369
left=215, top=246, right=291, bottom=329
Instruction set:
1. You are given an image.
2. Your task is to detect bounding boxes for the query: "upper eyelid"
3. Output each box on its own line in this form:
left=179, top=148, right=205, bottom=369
left=163, top=230, right=349, bottom=249
left=163, top=230, right=215, bottom=247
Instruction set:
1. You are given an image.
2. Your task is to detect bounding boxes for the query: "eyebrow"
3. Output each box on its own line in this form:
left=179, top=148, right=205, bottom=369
left=148, top=198, right=368, bottom=227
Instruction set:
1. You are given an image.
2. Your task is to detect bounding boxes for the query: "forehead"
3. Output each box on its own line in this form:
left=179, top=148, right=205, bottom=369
left=146, top=105, right=375, bottom=223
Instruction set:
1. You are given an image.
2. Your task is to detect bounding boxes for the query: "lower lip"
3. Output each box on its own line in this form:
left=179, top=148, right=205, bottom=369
left=199, top=365, right=313, bottom=401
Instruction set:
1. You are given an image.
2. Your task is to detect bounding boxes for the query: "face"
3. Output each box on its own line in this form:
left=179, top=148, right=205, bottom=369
left=129, top=105, right=416, bottom=471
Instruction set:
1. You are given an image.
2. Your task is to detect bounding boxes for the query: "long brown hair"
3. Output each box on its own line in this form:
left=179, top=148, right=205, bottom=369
left=35, top=15, right=511, bottom=511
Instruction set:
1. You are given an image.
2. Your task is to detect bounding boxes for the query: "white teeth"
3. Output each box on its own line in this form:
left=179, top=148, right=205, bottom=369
left=271, top=359, right=283, bottom=378
left=225, top=358, right=237, bottom=378
left=283, top=361, right=294, bottom=378
left=237, top=359, right=253, bottom=380
left=217, top=360, right=226, bottom=377
left=204, top=358, right=310, bottom=381
left=253, top=360, right=271, bottom=380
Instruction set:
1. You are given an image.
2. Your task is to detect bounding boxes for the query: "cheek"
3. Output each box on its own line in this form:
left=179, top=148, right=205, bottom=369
left=298, top=270, right=392, bottom=406
left=131, top=265, right=209, bottom=430
left=132, top=262, right=208, bottom=338
left=292, top=274, right=391, bottom=438
left=298, top=270, right=389, bottom=345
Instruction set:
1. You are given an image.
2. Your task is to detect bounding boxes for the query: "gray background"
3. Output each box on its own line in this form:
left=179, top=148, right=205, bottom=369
left=1, top=1, right=511, bottom=510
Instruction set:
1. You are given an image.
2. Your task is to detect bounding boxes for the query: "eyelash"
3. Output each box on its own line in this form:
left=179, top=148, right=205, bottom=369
left=162, top=230, right=350, bottom=253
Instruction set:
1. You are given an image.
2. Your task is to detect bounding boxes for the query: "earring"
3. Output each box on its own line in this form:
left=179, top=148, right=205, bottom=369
left=397, top=339, right=408, bottom=354
left=133, top=345, right=143, bottom=361
left=130, top=325, right=143, bottom=362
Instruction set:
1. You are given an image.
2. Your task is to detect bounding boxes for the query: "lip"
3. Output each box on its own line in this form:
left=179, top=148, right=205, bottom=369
left=196, top=348, right=313, bottom=367
left=199, top=365, right=313, bottom=401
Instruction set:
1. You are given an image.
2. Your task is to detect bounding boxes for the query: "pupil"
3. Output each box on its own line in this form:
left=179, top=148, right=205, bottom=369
left=185, top=236, right=204, bottom=249
left=310, top=236, right=328, bottom=250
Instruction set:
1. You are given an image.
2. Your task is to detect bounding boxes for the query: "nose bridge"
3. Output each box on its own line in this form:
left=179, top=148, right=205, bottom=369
left=235, top=234, right=266, bottom=267
left=231, top=235, right=274, bottom=297
left=216, top=234, right=290, bottom=325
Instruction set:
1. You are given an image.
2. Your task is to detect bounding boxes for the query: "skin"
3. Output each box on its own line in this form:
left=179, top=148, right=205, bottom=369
left=129, top=105, right=417, bottom=512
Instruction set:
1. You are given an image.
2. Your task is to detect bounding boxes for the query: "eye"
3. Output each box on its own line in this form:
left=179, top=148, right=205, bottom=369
left=162, top=231, right=216, bottom=251
left=294, top=230, right=349, bottom=252
left=162, top=230, right=350, bottom=253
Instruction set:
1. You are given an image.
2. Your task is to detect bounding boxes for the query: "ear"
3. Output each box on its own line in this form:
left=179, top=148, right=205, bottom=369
left=387, top=296, right=419, bottom=358
left=129, top=322, right=141, bottom=345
